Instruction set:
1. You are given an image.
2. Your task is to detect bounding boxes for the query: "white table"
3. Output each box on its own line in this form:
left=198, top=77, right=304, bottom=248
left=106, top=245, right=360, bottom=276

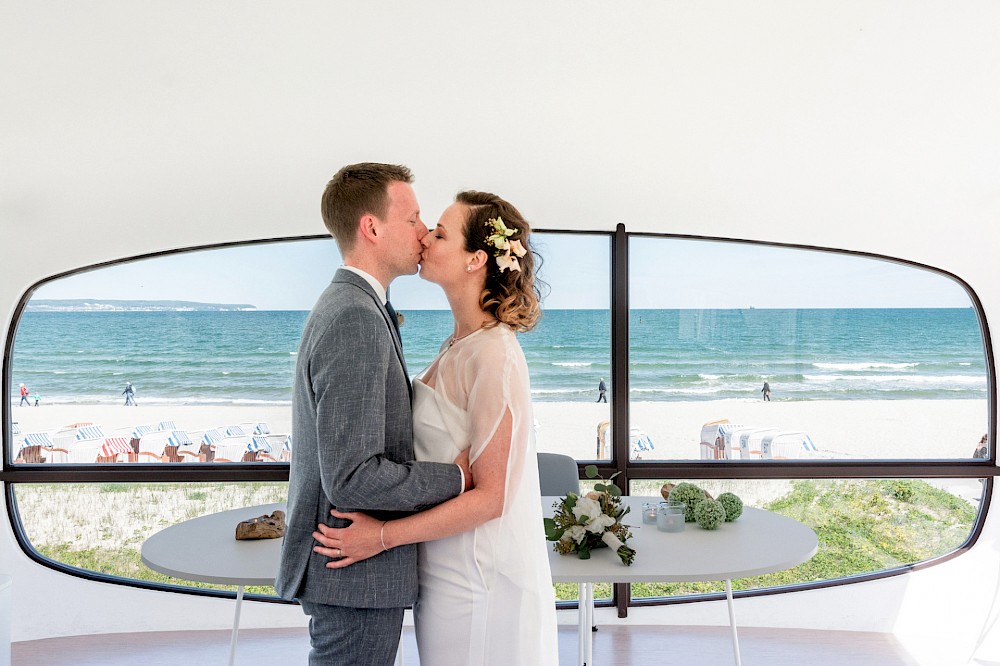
left=543, top=495, right=819, bottom=666
left=142, top=498, right=817, bottom=666
left=141, top=503, right=285, bottom=666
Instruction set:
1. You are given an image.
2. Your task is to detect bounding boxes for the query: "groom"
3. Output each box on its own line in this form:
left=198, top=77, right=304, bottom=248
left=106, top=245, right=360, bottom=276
left=276, top=163, right=469, bottom=665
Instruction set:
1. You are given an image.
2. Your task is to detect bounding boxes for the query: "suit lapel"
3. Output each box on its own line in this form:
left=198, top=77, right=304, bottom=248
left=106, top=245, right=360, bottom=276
left=333, top=270, right=411, bottom=398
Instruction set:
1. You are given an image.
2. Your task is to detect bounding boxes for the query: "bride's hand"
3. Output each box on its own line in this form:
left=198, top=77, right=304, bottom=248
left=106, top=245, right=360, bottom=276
left=313, top=509, right=385, bottom=568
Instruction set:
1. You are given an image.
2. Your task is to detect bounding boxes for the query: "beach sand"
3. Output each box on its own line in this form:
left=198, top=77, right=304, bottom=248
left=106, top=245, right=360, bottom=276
left=10, top=398, right=987, bottom=461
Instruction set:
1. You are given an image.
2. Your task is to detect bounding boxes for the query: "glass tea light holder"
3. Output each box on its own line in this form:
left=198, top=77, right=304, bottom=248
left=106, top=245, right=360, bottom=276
left=657, top=501, right=685, bottom=532
left=642, top=502, right=659, bottom=524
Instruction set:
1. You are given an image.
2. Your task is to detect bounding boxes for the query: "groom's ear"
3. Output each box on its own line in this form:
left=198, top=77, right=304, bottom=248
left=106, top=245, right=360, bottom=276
left=358, top=214, right=380, bottom=243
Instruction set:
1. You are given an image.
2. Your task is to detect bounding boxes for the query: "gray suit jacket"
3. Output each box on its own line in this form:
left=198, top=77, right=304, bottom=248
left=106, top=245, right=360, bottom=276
left=276, top=269, right=462, bottom=608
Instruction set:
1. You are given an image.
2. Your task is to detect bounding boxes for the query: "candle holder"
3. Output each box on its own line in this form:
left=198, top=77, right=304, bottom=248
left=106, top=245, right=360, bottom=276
left=642, top=502, right=659, bottom=524
left=657, top=501, right=685, bottom=532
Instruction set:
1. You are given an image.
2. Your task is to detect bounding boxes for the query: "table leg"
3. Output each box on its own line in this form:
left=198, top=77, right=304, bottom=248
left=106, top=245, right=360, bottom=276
left=577, top=583, right=586, bottom=665
left=584, top=582, right=594, bottom=666
left=229, top=584, right=244, bottom=666
left=724, top=579, right=742, bottom=666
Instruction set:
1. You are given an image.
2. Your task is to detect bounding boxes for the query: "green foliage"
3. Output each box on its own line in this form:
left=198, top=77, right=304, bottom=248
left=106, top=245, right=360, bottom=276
left=717, top=492, right=744, bottom=522
left=668, top=483, right=708, bottom=522
left=695, top=499, right=726, bottom=530
left=98, top=484, right=131, bottom=493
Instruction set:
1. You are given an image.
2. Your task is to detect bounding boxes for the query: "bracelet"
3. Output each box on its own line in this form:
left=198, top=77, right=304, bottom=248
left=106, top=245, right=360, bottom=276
left=380, top=521, right=389, bottom=552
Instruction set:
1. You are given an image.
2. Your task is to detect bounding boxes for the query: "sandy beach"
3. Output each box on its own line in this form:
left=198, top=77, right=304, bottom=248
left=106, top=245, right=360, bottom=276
left=10, top=398, right=988, bottom=462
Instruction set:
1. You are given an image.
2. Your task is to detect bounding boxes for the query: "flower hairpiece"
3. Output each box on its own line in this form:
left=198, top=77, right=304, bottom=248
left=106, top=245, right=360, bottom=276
left=484, top=216, right=527, bottom=273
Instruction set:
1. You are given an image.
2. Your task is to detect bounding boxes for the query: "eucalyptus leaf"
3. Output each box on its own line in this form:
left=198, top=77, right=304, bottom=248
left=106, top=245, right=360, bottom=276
left=584, top=464, right=599, bottom=479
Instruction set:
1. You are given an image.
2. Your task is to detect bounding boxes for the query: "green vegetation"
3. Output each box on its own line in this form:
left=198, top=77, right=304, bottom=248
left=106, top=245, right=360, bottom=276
left=17, top=479, right=977, bottom=604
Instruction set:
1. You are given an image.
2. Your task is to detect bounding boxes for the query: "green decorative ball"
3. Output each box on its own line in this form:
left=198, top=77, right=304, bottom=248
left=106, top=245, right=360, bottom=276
left=717, top=492, right=744, bottom=522
left=668, top=482, right=708, bottom=522
left=695, top=499, right=726, bottom=530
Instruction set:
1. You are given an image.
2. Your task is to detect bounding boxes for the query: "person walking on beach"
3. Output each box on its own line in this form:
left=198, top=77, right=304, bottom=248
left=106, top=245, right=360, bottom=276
left=761, top=381, right=771, bottom=401
left=276, top=163, right=469, bottom=665
left=597, top=377, right=608, bottom=403
left=18, top=383, right=30, bottom=407
left=32, top=392, right=40, bottom=407
left=122, top=381, right=136, bottom=406
left=313, top=189, right=559, bottom=664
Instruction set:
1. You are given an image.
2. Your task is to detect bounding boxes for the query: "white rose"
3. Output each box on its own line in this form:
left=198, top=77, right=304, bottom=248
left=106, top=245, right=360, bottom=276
left=563, top=525, right=586, bottom=544
left=585, top=513, right=616, bottom=534
left=572, top=497, right=603, bottom=523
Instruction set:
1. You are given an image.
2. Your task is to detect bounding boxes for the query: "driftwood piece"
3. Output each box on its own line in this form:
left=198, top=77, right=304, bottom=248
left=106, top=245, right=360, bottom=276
left=660, top=483, right=714, bottom=502
left=235, top=510, right=286, bottom=540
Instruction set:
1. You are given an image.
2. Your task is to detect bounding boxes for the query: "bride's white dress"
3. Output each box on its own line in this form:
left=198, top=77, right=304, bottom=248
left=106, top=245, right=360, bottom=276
left=411, top=324, right=558, bottom=665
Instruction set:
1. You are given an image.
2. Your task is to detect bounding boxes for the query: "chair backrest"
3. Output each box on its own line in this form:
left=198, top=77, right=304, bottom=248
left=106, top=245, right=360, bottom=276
left=537, top=452, right=580, bottom=496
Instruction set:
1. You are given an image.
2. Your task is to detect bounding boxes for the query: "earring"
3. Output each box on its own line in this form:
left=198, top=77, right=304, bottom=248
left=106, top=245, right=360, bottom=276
left=466, top=266, right=472, bottom=273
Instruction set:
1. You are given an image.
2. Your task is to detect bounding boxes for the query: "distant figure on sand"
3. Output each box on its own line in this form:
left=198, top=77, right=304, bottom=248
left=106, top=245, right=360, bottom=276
left=597, top=377, right=607, bottom=403
left=19, top=383, right=30, bottom=407
left=761, top=381, right=771, bottom=401
left=122, top=381, right=136, bottom=406
left=32, top=392, right=40, bottom=407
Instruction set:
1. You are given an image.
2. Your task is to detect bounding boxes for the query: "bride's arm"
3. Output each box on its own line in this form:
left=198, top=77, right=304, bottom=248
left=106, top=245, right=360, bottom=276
left=314, top=408, right=514, bottom=567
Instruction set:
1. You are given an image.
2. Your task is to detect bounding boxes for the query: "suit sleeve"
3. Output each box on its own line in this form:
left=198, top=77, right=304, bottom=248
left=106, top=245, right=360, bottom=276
left=309, top=307, right=461, bottom=513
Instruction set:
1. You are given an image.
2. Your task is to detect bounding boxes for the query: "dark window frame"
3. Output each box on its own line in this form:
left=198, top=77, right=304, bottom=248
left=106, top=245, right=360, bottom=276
left=2, top=228, right=995, bottom=616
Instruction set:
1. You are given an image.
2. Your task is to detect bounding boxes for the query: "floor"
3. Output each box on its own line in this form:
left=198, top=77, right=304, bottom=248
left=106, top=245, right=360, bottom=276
left=11, top=624, right=920, bottom=665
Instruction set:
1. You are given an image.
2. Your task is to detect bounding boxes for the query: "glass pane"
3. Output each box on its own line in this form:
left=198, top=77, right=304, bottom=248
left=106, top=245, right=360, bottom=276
left=628, top=477, right=982, bottom=600
left=12, top=481, right=288, bottom=594
left=628, top=238, right=989, bottom=461
left=395, top=231, right=613, bottom=463
left=8, top=240, right=338, bottom=465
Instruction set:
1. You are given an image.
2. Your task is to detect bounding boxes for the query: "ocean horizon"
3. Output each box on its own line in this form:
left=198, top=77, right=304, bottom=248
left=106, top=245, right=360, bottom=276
left=8, top=308, right=987, bottom=406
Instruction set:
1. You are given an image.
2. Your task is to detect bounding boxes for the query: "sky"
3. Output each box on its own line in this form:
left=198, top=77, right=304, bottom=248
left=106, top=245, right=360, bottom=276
left=31, top=233, right=973, bottom=310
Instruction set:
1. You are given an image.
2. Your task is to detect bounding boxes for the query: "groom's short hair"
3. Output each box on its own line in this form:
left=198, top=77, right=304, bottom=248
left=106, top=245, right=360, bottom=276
left=321, top=162, right=414, bottom=253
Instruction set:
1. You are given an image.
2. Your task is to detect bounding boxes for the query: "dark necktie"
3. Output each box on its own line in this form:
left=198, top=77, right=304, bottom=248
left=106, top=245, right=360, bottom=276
left=384, top=300, right=401, bottom=342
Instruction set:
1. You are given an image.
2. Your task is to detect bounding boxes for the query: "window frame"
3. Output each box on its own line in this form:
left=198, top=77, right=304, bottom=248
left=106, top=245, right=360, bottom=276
left=2, top=227, right=995, bottom=616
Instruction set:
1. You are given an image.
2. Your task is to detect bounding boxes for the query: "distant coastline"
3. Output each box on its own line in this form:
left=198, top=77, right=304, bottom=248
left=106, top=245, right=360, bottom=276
left=26, top=299, right=257, bottom=312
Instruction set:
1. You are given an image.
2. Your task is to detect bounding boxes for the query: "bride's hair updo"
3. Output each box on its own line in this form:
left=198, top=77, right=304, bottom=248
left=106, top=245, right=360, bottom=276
left=457, top=190, right=544, bottom=332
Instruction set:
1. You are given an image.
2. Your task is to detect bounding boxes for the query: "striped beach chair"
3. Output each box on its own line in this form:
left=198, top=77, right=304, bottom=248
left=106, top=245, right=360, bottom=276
left=167, top=430, right=200, bottom=461
left=12, top=422, right=21, bottom=435
left=224, top=425, right=247, bottom=437
left=156, top=421, right=177, bottom=432
left=98, top=436, right=132, bottom=463
left=74, top=425, right=106, bottom=441
left=16, top=432, right=54, bottom=464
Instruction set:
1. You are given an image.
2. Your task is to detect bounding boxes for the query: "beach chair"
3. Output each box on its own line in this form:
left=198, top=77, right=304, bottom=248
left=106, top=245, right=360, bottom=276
left=739, top=428, right=779, bottom=460
left=213, top=436, right=254, bottom=462
left=52, top=424, right=106, bottom=450
left=629, top=427, right=655, bottom=460
left=97, top=436, right=133, bottom=463
left=12, top=422, right=21, bottom=435
left=194, top=429, right=223, bottom=462
left=246, top=435, right=273, bottom=462
left=135, top=430, right=174, bottom=462
left=66, top=440, right=104, bottom=463
left=156, top=421, right=177, bottom=432
left=15, top=432, right=54, bottom=464
left=761, top=431, right=816, bottom=460
left=167, top=430, right=200, bottom=462
left=241, top=422, right=270, bottom=435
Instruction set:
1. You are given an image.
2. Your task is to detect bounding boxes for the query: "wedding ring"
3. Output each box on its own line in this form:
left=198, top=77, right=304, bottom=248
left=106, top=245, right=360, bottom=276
left=336, top=548, right=341, bottom=557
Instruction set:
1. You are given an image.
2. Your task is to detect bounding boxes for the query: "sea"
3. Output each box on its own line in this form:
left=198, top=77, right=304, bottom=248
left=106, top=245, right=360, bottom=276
left=8, top=308, right=988, bottom=406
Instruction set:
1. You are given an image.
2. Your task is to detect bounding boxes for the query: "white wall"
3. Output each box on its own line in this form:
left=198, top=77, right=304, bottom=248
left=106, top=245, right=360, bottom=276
left=2, top=0, right=998, bottom=651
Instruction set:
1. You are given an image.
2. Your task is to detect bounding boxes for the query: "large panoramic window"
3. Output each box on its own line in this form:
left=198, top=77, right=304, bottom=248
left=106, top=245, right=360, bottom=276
left=3, top=231, right=992, bottom=610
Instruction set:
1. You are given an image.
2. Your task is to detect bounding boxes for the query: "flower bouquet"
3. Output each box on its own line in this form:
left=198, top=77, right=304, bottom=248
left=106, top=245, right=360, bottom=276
left=544, top=465, right=636, bottom=565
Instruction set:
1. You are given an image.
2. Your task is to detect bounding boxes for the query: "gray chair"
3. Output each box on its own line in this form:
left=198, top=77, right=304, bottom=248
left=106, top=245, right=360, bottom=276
left=536, top=452, right=596, bottom=637
left=537, top=452, right=580, bottom=496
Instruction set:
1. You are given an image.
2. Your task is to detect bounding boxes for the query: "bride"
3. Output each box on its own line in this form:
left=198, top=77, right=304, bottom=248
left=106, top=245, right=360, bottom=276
left=313, top=190, right=559, bottom=665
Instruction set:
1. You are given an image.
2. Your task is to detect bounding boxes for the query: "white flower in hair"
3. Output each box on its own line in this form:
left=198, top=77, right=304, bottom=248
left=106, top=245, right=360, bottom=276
left=508, top=239, right=527, bottom=258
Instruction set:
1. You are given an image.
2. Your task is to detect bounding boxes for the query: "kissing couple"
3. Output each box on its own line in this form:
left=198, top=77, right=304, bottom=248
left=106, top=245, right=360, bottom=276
left=276, top=163, right=559, bottom=665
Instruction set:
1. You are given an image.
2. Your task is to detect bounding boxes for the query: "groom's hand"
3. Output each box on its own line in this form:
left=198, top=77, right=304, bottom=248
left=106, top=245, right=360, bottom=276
left=454, top=448, right=473, bottom=491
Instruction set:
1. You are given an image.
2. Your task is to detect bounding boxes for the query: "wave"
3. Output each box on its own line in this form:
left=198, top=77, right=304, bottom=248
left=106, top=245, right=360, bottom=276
left=552, top=362, right=592, bottom=368
left=802, top=374, right=985, bottom=385
left=812, top=362, right=918, bottom=371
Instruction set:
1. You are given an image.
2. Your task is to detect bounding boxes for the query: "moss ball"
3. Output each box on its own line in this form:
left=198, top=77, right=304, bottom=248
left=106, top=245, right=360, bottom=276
left=716, top=492, right=744, bottom=522
left=695, top=499, right=726, bottom=530
left=668, top=482, right=707, bottom=522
